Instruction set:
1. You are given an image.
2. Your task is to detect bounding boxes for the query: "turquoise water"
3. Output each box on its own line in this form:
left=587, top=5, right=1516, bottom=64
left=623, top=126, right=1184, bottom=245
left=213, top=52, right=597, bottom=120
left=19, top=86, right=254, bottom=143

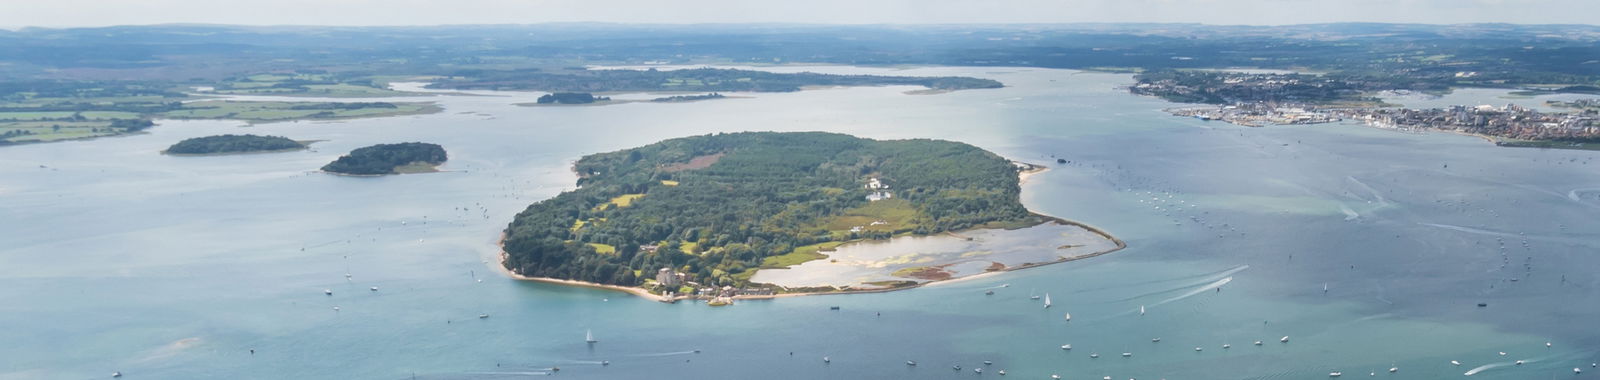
left=2, top=66, right=1598, bottom=379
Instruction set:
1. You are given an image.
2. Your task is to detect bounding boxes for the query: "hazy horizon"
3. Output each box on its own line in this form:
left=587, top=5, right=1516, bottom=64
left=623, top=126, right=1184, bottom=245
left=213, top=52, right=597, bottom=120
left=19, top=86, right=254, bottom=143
left=1, top=0, right=1597, bottom=28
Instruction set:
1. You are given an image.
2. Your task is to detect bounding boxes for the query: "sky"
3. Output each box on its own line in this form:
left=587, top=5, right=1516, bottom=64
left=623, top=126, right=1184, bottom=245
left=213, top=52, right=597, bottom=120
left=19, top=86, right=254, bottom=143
left=0, top=0, right=1596, bottom=28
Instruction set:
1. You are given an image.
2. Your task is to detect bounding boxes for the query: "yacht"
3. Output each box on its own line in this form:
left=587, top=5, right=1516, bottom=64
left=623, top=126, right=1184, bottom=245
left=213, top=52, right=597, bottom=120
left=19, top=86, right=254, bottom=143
left=1061, top=344, right=1072, bottom=350
left=1281, top=336, right=1290, bottom=343
left=1451, top=360, right=1461, bottom=366
left=1328, top=371, right=1342, bottom=377
left=906, top=361, right=916, bottom=366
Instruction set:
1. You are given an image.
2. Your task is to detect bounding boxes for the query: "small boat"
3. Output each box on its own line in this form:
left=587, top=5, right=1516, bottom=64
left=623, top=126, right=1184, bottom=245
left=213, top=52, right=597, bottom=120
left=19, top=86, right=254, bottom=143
left=1451, top=360, right=1461, bottom=366
left=369, top=286, right=378, bottom=291
left=1323, top=283, right=1329, bottom=293
left=1281, top=336, right=1290, bottom=343
left=985, top=290, right=994, bottom=295
left=906, top=361, right=916, bottom=366
left=1194, top=347, right=1203, bottom=352
left=112, top=372, right=122, bottom=378
left=1546, top=342, right=1553, bottom=347
left=1051, top=375, right=1061, bottom=380
left=829, top=306, right=841, bottom=310
left=823, top=357, right=830, bottom=363
left=586, top=329, right=597, bottom=343
left=1254, top=341, right=1263, bottom=345
left=1060, top=344, right=1072, bottom=350
left=1044, top=294, right=1052, bottom=308
left=601, top=361, right=610, bottom=366
left=1222, top=344, right=1231, bottom=349
left=1576, top=368, right=1583, bottom=374
left=1498, top=351, right=1507, bottom=356
left=974, top=368, right=982, bottom=374
left=324, top=289, right=333, bottom=296
left=1152, top=337, right=1161, bottom=343
left=1329, top=371, right=1342, bottom=377
left=1389, top=367, right=1398, bottom=373
left=333, top=306, right=340, bottom=311
left=1063, top=313, right=1071, bottom=321
left=983, top=360, right=992, bottom=365
left=998, top=370, right=1006, bottom=375
left=952, top=365, right=960, bottom=371
left=1515, top=360, right=1525, bottom=365
left=1140, top=305, right=1146, bottom=315
left=1089, top=353, right=1099, bottom=358
left=1122, top=352, right=1132, bottom=357
left=478, top=313, right=488, bottom=319
left=1030, top=288, right=1040, bottom=300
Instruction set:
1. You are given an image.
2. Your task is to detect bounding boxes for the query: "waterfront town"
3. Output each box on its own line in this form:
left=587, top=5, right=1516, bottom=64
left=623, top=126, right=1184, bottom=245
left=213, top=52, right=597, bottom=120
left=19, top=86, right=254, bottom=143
left=1167, top=102, right=1600, bottom=143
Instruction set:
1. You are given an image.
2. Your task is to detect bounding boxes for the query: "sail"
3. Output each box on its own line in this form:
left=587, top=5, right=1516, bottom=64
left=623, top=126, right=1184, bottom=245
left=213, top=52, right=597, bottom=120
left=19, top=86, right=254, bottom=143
left=1044, top=293, right=1052, bottom=308
left=586, top=329, right=596, bottom=343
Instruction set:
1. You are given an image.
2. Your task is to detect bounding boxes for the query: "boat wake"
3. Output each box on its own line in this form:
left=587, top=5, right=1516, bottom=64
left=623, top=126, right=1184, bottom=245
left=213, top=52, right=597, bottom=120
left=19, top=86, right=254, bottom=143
left=1152, top=277, right=1232, bottom=307
left=1113, top=265, right=1248, bottom=302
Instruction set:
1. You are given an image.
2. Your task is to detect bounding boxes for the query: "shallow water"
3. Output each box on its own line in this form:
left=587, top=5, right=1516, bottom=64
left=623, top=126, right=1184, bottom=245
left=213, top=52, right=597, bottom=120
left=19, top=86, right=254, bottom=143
left=2, top=66, right=1598, bottom=380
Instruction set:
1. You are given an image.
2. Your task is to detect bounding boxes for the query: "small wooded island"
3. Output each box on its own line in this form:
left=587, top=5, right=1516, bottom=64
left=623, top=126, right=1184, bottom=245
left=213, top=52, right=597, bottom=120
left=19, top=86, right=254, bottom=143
left=164, top=134, right=306, bottom=155
left=501, top=132, right=1123, bottom=303
left=321, top=142, right=447, bottom=175
left=535, top=92, right=611, bottom=105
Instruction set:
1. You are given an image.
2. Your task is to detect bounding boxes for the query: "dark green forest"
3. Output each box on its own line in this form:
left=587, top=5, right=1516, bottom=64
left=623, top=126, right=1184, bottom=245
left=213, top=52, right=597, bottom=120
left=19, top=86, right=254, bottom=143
left=165, top=134, right=304, bottom=154
left=501, top=132, right=1036, bottom=288
left=321, top=142, right=447, bottom=175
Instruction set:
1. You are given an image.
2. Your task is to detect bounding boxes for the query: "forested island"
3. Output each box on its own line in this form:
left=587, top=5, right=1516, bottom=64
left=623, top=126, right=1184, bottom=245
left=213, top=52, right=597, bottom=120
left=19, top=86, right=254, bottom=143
left=321, top=142, right=448, bottom=175
left=435, top=68, right=1003, bottom=93
left=164, top=134, right=306, bottom=155
left=535, top=92, right=610, bottom=104
left=501, top=132, right=1054, bottom=294
left=651, top=93, right=725, bottom=102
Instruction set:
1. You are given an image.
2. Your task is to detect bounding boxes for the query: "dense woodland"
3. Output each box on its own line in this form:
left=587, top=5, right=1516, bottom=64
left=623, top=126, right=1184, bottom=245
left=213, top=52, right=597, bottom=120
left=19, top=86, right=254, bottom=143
left=501, top=132, right=1035, bottom=288
left=165, top=134, right=304, bottom=154
left=321, top=142, right=447, bottom=175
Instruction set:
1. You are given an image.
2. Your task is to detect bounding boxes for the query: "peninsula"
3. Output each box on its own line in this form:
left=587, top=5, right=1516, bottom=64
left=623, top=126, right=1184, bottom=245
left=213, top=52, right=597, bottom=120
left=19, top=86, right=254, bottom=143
left=500, top=132, right=1122, bottom=303
left=321, top=142, right=447, bottom=175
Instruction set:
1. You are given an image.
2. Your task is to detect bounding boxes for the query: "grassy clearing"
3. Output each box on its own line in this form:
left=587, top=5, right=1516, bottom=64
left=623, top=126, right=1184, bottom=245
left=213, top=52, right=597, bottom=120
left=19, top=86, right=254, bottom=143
left=819, top=198, right=922, bottom=233
left=679, top=241, right=700, bottom=254
left=609, top=193, right=646, bottom=208
left=759, top=241, right=845, bottom=269
left=587, top=243, right=617, bottom=254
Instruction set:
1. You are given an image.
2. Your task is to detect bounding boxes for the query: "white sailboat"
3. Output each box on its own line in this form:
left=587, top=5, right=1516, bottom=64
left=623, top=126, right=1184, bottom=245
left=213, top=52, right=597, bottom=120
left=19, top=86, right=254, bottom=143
left=586, top=329, right=597, bottom=343
left=1139, top=305, right=1146, bottom=315
left=1063, top=312, right=1071, bottom=321
left=1043, top=294, right=1052, bottom=308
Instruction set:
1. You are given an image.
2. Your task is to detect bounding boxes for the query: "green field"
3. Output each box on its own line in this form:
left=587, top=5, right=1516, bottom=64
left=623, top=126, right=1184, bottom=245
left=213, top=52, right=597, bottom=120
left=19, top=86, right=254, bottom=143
left=0, top=121, right=125, bottom=143
left=160, top=101, right=440, bottom=122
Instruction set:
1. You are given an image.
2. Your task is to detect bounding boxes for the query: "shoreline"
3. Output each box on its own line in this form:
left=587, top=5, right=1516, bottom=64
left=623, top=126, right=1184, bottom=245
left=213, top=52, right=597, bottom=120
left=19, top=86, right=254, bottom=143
left=495, top=159, right=1126, bottom=304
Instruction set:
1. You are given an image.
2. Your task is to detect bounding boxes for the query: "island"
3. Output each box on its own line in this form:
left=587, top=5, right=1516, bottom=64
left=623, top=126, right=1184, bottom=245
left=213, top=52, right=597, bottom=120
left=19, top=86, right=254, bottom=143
left=321, top=142, right=448, bottom=175
left=535, top=92, right=611, bottom=105
left=163, top=134, right=308, bottom=155
left=500, top=132, right=1123, bottom=304
left=651, top=93, right=725, bottom=103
